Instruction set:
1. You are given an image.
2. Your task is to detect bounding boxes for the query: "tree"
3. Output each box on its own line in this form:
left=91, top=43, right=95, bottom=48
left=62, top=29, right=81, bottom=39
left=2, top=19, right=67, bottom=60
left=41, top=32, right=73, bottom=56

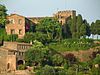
left=23, top=32, right=34, bottom=43
left=80, top=23, right=87, bottom=38
left=91, top=20, right=100, bottom=39
left=25, top=40, right=50, bottom=66
left=70, top=13, right=77, bottom=38
left=36, top=17, right=62, bottom=41
left=83, top=19, right=91, bottom=38
left=76, top=14, right=83, bottom=38
left=91, top=22, right=95, bottom=38
left=94, top=20, right=100, bottom=39
left=0, top=4, right=7, bottom=27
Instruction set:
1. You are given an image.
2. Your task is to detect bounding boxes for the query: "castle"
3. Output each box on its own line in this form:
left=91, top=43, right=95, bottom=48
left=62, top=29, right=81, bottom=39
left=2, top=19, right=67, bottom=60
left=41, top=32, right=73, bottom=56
left=0, top=10, right=76, bottom=75
left=6, top=10, right=76, bottom=38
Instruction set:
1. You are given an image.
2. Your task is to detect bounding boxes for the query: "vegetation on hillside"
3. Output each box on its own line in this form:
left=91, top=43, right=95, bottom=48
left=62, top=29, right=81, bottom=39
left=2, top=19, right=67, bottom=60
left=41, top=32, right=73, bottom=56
left=0, top=4, right=100, bottom=75
left=24, top=40, right=100, bottom=75
left=0, top=4, right=7, bottom=27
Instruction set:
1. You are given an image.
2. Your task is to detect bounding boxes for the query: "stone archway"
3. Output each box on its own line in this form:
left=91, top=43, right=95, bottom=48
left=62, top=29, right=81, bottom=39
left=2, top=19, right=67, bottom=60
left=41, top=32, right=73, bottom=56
left=17, top=60, right=24, bottom=65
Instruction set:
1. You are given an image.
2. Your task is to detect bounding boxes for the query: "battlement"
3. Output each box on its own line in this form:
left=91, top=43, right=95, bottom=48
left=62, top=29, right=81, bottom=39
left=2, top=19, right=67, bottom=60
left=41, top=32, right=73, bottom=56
left=57, top=10, right=76, bottom=13
left=54, top=10, right=76, bottom=25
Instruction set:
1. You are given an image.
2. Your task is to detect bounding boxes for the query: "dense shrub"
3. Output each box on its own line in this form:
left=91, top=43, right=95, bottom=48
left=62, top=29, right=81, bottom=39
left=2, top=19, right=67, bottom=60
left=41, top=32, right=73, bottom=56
left=17, top=64, right=25, bottom=70
left=36, top=65, right=67, bottom=75
left=49, top=39, right=95, bottom=51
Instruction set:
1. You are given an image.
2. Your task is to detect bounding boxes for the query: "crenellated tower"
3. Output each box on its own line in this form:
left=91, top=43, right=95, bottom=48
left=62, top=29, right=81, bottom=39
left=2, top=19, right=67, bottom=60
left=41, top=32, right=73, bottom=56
left=54, top=10, right=76, bottom=25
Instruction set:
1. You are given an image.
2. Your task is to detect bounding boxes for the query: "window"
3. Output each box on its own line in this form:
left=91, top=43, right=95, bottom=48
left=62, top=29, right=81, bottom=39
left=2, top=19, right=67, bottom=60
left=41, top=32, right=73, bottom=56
left=9, top=19, right=14, bottom=24
left=19, top=29, right=22, bottom=35
left=11, top=29, right=15, bottom=34
left=59, top=16, right=64, bottom=19
left=18, top=19, right=22, bottom=24
left=7, top=63, right=10, bottom=69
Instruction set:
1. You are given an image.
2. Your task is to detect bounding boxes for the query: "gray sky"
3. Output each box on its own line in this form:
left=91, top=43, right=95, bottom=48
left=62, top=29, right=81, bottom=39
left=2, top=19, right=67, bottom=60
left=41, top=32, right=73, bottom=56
left=0, top=0, right=100, bottom=23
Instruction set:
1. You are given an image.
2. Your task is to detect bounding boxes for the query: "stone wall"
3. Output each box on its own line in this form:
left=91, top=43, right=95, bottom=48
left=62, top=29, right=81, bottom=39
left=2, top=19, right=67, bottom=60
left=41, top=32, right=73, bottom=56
left=0, top=56, right=7, bottom=74
left=6, top=14, right=25, bottom=38
left=54, top=10, right=76, bottom=25
left=7, top=55, right=16, bottom=71
left=3, top=41, right=18, bottom=50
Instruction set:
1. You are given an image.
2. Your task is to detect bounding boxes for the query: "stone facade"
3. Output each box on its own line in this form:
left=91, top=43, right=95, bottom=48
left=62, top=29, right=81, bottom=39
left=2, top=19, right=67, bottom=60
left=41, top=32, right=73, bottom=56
left=54, top=10, right=76, bottom=25
left=0, top=48, right=16, bottom=74
left=6, top=14, right=34, bottom=38
left=6, top=14, right=26, bottom=38
left=5, top=10, right=76, bottom=38
left=0, top=41, right=32, bottom=74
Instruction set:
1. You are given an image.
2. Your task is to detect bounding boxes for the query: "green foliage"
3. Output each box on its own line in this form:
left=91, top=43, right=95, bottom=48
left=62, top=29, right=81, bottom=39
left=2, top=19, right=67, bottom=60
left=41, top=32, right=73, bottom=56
left=93, top=54, right=100, bottom=65
left=91, top=20, right=100, bottom=39
left=0, top=4, right=7, bottom=26
left=70, top=14, right=77, bottom=38
left=36, top=65, right=67, bottom=75
left=64, top=14, right=91, bottom=39
left=25, top=40, right=50, bottom=66
left=52, top=54, right=64, bottom=66
left=0, top=28, right=18, bottom=41
left=0, top=28, right=6, bottom=41
left=37, top=65, right=55, bottom=75
left=17, top=64, right=25, bottom=70
left=32, top=32, right=50, bottom=44
left=67, top=67, right=76, bottom=75
left=36, top=17, right=62, bottom=41
left=80, top=23, right=87, bottom=38
left=49, top=39, right=94, bottom=51
left=76, top=14, right=83, bottom=38
left=23, top=32, right=34, bottom=43
left=8, top=34, right=18, bottom=41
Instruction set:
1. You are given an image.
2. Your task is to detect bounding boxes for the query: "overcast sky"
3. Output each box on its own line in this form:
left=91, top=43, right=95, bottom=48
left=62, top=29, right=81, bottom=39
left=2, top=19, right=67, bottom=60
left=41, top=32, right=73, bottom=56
left=0, top=0, right=100, bottom=23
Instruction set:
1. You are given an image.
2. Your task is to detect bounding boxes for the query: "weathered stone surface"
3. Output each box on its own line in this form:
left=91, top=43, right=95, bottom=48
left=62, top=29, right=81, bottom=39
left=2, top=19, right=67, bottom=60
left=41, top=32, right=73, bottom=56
left=6, top=14, right=26, bottom=38
left=5, top=10, right=76, bottom=38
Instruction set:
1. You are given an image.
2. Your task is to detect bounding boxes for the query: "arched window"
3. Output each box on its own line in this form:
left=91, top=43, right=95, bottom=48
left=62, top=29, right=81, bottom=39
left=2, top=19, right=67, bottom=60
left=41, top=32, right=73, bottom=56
left=7, top=63, right=10, bottom=69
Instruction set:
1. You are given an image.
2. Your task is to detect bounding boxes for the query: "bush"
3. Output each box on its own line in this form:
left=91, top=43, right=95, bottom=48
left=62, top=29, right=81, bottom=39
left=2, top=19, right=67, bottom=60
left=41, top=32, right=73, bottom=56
left=0, top=28, right=7, bottom=41
left=17, top=65, right=25, bottom=70
left=36, top=65, right=67, bottom=75
left=36, top=65, right=55, bottom=75
left=49, top=39, right=95, bottom=51
left=8, top=34, right=18, bottom=41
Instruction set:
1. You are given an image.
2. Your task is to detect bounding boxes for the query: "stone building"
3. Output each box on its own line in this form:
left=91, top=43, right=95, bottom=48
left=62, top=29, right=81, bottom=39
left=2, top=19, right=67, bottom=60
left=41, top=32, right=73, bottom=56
left=6, top=14, right=35, bottom=38
left=54, top=10, right=76, bottom=25
left=0, top=41, right=32, bottom=74
left=5, top=10, right=76, bottom=38
left=0, top=47, right=16, bottom=74
left=3, top=41, right=32, bottom=65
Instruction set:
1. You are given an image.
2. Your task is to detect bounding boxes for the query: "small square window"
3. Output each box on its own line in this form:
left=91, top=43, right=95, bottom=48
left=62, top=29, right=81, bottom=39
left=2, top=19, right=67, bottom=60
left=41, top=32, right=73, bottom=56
left=18, top=19, right=22, bottom=25
left=19, top=29, right=22, bottom=35
left=9, top=19, right=14, bottom=24
left=11, top=29, right=15, bottom=34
